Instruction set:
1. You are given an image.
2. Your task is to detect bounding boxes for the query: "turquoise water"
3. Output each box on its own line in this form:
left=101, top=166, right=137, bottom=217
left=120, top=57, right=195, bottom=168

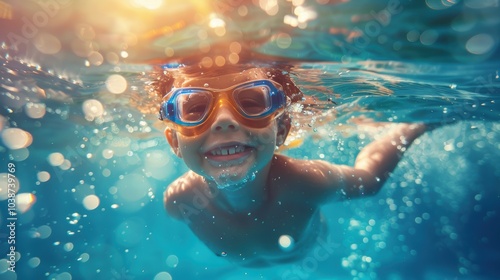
left=1, top=0, right=500, bottom=279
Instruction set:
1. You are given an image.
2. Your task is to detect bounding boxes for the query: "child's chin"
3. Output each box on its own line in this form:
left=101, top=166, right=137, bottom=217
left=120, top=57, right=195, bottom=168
left=210, top=169, right=257, bottom=192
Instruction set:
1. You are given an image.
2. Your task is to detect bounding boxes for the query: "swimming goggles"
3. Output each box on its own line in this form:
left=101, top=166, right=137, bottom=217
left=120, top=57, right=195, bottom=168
left=159, top=79, right=288, bottom=136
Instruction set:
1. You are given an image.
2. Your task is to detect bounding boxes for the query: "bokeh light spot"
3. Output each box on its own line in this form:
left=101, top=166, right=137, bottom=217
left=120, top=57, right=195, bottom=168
left=82, top=99, right=104, bottom=120
left=279, top=234, right=295, bottom=251
left=82, top=195, right=100, bottom=210
left=47, top=152, right=65, bottom=166
left=105, top=74, right=127, bottom=94
left=275, top=33, right=292, bottom=49
left=25, top=102, right=46, bottom=119
left=466, top=34, right=495, bottom=55
left=166, top=255, right=179, bottom=268
left=16, top=193, right=36, bottom=213
left=154, top=272, right=172, bottom=280
left=34, top=33, right=62, bottom=55
left=0, top=173, right=20, bottom=200
left=1, top=128, right=33, bottom=149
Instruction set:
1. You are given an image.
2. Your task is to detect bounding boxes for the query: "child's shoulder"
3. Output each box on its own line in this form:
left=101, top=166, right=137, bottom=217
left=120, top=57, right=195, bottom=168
left=163, top=171, right=201, bottom=219
left=270, top=154, right=345, bottom=204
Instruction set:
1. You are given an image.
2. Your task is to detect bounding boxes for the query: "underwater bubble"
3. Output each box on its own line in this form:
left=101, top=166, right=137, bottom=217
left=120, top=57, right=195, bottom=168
left=215, top=56, right=226, bottom=67
left=60, top=160, right=71, bottom=170
left=420, top=29, right=439, bottom=46
left=16, top=193, right=36, bottom=213
left=200, top=57, right=213, bottom=68
left=209, top=16, right=226, bottom=28
left=106, top=74, right=127, bottom=94
left=25, top=102, right=46, bottom=119
left=77, top=253, right=90, bottom=262
left=10, top=148, right=30, bottom=162
left=0, top=173, right=20, bottom=200
left=64, top=242, right=74, bottom=252
left=28, top=257, right=41, bottom=268
left=55, top=272, right=72, bottom=280
left=37, top=225, right=52, bottom=239
left=229, top=42, right=242, bottom=53
left=109, top=186, right=118, bottom=195
left=37, top=171, right=50, bottom=182
left=407, top=30, right=420, bottom=42
left=154, top=272, right=172, bottom=280
left=466, top=34, right=495, bottom=55
left=1, top=128, right=33, bottom=149
left=279, top=235, right=295, bottom=251
left=102, top=169, right=111, bottom=177
left=425, top=0, right=455, bottom=9
left=102, top=149, right=114, bottom=159
left=228, top=53, right=239, bottom=64
left=275, top=32, right=292, bottom=49
left=166, top=255, right=179, bottom=268
left=47, top=152, right=65, bottom=166
left=294, top=5, right=317, bottom=24
left=82, top=99, right=104, bottom=120
left=82, top=195, right=100, bottom=210
left=350, top=219, right=361, bottom=227
left=106, top=52, right=120, bottom=64
left=260, top=0, right=279, bottom=15
left=0, top=259, right=10, bottom=273
left=0, top=270, right=16, bottom=280
left=87, top=51, right=104, bottom=66
left=34, top=33, right=62, bottom=55
left=69, top=212, right=81, bottom=224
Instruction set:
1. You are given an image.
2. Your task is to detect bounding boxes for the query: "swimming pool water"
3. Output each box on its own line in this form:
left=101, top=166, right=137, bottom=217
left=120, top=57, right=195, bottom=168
left=1, top=0, right=499, bottom=279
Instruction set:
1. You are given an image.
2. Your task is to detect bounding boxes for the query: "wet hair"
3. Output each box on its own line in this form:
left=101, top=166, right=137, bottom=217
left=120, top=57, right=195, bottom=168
left=134, top=63, right=303, bottom=116
left=148, top=64, right=302, bottom=102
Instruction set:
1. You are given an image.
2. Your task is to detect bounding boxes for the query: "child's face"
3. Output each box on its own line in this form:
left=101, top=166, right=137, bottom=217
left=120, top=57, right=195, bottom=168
left=165, top=68, right=286, bottom=191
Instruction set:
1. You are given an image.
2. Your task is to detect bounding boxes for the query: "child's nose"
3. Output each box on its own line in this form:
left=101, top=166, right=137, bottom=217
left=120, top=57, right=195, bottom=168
left=211, top=106, right=240, bottom=132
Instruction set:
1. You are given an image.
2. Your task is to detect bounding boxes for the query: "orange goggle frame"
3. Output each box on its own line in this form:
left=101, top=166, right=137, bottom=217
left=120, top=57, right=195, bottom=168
left=158, top=79, right=288, bottom=136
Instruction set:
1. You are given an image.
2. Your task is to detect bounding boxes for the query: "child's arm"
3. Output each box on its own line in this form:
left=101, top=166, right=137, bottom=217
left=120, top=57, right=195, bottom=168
left=279, top=123, right=427, bottom=203
left=339, top=123, right=427, bottom=198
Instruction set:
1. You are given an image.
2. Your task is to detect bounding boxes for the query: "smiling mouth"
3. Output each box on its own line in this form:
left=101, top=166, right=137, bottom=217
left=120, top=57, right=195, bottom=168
left=205, top=144, right=253, bottom=162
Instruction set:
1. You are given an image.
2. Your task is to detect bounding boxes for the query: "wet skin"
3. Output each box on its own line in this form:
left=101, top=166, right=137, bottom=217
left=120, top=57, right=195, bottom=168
left=164, top=68, right=427, bottom=266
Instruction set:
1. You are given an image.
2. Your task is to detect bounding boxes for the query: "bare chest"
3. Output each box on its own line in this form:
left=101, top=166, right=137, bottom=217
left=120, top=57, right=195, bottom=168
left=186, top=201, right=318, bottom=262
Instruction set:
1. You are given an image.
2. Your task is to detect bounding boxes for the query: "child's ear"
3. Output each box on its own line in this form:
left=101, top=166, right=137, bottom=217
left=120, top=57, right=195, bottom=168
left=164, top=128, right=182, bottom=158
left=276, top=114, right=291, bottom=146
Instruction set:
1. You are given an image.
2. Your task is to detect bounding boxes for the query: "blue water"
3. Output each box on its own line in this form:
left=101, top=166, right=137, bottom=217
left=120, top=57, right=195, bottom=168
left=1, top=0, right=500, bottom=279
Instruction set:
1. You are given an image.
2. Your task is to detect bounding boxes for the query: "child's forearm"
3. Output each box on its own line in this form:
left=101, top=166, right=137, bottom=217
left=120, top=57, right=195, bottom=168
left=354, top=123, right=426, bottom=184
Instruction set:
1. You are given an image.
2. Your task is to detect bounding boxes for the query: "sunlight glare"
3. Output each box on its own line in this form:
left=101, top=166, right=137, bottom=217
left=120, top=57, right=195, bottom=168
left=132, top=0, right=163, bottom=10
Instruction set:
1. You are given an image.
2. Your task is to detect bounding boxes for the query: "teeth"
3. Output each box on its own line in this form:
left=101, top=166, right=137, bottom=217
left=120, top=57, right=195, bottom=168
left=209, top=145, right=246, bottom=156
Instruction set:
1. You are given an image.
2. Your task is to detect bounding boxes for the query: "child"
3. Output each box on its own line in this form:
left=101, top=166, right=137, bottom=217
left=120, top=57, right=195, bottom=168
left=155, top=61, right=426, bottom=267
